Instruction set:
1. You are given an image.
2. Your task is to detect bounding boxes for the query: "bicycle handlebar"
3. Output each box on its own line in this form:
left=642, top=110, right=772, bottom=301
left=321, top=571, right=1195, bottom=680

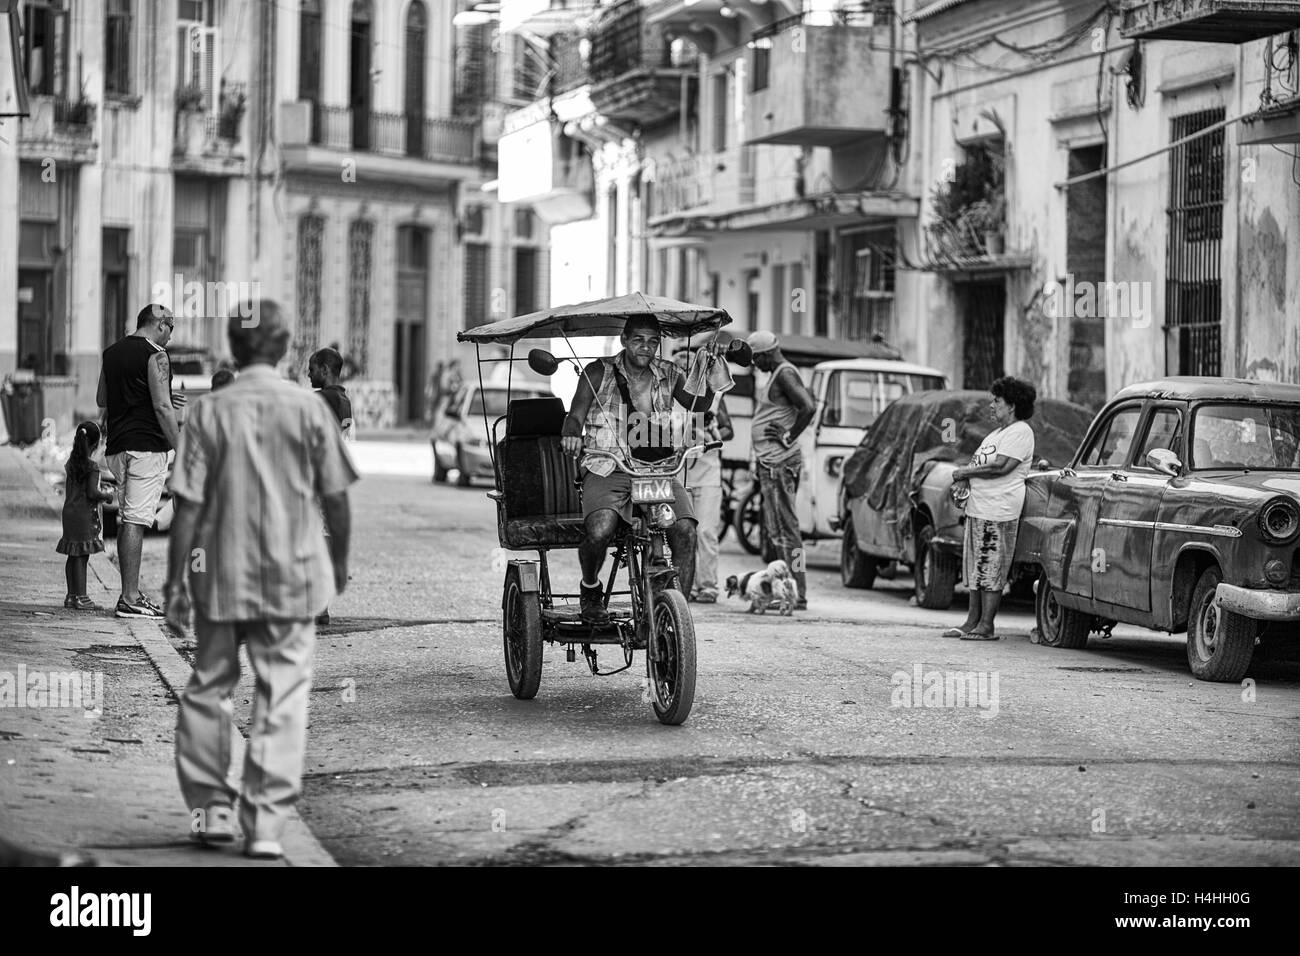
left=580, top=441, right=724, bottom=478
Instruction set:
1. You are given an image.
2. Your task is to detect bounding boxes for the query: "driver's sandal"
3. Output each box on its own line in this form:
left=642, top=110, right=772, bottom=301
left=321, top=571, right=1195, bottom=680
left=579, top=582, right=609, bottom=624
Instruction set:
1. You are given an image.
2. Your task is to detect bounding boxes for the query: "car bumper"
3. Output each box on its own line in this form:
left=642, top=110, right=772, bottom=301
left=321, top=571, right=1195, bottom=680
left=463, top=445, right=494, bottom=476
left=1215, top=583, right=1300, bottom=621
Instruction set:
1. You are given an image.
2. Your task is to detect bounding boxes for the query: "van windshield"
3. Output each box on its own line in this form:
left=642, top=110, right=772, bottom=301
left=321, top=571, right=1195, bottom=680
left=822, top=371, right=945, bottom=429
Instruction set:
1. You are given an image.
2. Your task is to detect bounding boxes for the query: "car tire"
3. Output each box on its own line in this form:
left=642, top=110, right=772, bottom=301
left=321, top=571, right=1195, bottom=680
left=914, top=522, right=958, bottom=610
left=1034, top=572, right=1091, bottom=649
left=455, top=446, right=472, bottom=487
left=840, top=514, right=876, bottom=589
left=432, top=448, right=448, bottom=483
left=1186, top=566, right=1256, bottom=682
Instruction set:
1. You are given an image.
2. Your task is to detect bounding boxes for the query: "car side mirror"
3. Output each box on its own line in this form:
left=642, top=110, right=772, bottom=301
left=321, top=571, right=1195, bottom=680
left=528, top=349, right=559, bottom=376
left=1034, top=458, right=1052, bottom=471
left=1146, top=448, right=1182, bottom=476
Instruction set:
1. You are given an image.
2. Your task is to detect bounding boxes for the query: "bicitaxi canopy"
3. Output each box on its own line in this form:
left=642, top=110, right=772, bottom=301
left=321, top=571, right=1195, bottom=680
left=456, top=293, right=732, bottom=346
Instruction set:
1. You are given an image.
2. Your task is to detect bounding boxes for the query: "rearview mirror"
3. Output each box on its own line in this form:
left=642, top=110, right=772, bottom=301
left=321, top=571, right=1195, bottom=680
left=528, top=349, right=559, bottom=376
left=1147, top=448, right=1182, bottom=476
left=725, top=339, right=753, bottom=368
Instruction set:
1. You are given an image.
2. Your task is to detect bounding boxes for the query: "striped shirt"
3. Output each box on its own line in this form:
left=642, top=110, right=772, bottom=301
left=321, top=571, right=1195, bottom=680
left=169, top=364, right=360, bottom=621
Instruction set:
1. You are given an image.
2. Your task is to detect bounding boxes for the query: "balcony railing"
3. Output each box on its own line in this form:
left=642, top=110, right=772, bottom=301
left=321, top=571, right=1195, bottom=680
left=320, top=105, right=352, bottom=149
left=650, top=147, right=755, bottom=219
left=370, top=111, right=406, bottom=155
left=306, top=104, right=477, bottom=163
left=1119, top=0, right=1300, bottom=44
left=588, top=0, right=671, bottom=82
left=53, top=96, right=96, bottom=129
left=550, top=32, right=589, bottom=95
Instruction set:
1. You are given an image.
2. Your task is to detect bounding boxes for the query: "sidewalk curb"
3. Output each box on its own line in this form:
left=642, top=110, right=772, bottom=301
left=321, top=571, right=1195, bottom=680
left=9, top=446, right=338, bottom=868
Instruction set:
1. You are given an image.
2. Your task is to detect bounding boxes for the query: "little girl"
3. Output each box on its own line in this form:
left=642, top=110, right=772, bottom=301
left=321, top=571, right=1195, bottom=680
left=57, top=421, right=115, bottom=610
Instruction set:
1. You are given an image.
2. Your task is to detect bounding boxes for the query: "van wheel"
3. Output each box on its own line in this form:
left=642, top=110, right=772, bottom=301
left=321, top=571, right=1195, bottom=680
left=914, top=523, right=958, bottom=609
left=1187, top=566, right=1256, bottom=682
left=840, top=514, right=876, bottom=589
left=1034, top=573, right=1091, bottom=649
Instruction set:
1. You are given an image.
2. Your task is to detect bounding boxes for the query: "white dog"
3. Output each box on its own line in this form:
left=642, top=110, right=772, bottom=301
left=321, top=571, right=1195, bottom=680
left=725, top=560, right=797, bottom=615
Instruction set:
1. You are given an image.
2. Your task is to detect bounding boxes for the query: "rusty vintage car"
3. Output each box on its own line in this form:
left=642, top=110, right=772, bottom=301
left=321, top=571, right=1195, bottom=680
left=837, top=390, right=1094, bottom=608
left=1016, top=377, right=1300, bottom=682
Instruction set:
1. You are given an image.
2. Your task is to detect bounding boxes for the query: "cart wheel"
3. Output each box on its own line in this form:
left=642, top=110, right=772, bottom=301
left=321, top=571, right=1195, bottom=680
left=733, top=485, right=764, bottom=555
left=503, top=566, right=543, bottom=699
left=647, top=589, right=696, bottom=726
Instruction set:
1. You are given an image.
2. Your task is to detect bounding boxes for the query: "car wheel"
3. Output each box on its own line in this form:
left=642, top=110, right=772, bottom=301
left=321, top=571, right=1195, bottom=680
left=840, top=514, right=876, bottom=589
left=1034, top=572, right=1091, bottom=649
left=1187, top=566, right=1256, bottom=682
left=455, top=446, right=472, bottom=487
left=432, top=447, right=448, bottom=483
left=914, top=522, right=958, bottom=610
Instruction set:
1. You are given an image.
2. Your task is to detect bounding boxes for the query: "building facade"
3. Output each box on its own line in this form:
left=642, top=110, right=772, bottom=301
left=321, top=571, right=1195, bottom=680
left=0, top=0, right=537, bottom=435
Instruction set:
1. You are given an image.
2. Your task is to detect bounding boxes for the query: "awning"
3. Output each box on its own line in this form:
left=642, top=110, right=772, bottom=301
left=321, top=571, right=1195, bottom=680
left=648, top=191, right=920, bottom=237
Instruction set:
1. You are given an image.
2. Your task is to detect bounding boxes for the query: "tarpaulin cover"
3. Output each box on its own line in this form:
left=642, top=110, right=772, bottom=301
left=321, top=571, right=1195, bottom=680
left=841, top=390, right=1096, bottom=517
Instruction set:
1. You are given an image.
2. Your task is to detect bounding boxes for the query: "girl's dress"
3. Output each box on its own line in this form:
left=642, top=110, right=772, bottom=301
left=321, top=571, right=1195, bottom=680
left=56, top=464, right=105, bottom=556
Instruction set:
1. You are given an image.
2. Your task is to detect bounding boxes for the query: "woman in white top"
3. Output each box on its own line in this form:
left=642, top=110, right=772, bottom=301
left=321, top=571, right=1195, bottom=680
left=945, top=377, right=1038, bottom=641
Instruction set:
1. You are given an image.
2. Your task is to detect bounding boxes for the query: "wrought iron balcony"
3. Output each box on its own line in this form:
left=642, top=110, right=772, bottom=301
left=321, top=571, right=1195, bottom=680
left=586, top=0, right=688, bottom=127
left=299, top=104, right=478, bottom=163
left=1119, top=0, right=1300, bottom=43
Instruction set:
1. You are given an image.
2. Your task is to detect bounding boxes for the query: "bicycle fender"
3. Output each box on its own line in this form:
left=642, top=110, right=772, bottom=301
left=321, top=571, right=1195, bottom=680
left=508, top=559, right=540, bottom=593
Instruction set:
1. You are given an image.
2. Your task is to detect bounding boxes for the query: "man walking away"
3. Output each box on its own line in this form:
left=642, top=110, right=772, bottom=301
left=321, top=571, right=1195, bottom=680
left=309, top=347, right=353, bottom=437
left=746, top=331, right=816, bottom=610
left=97, top=304, right=183, bottom=618
left=164, top=300, right=359, bottom=859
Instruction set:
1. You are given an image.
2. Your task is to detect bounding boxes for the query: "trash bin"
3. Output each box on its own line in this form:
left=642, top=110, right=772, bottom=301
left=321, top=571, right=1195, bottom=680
left=1, top=378, right=44, bottom=444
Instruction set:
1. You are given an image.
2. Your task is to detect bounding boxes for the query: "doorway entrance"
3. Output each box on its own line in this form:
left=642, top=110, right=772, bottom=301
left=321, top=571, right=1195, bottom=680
left=959, top=279, right=1006, bottom=390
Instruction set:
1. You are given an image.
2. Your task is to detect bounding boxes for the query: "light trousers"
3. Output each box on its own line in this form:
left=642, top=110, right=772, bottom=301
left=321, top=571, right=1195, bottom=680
left=688, top=483, right=723, bottom=594
left=176, top=614, right=316, bottom=843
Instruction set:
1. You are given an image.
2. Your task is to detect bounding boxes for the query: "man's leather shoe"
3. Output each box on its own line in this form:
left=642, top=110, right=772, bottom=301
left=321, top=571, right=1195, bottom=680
left=580, top=583, right=609, bottom=623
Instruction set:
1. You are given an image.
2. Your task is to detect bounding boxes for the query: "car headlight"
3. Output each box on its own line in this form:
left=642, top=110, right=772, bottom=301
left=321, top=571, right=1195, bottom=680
left=825, top=456, right=844, bottom=477
left=1258, top=496, right=1300, bottom=544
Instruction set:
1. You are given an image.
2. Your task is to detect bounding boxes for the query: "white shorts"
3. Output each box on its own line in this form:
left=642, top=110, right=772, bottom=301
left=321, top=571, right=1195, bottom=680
left=108, top=451, right=169, bottom=527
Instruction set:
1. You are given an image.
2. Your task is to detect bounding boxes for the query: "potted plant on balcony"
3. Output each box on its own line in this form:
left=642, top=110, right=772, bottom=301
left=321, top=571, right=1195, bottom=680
left=963, top=194, right=1006, bottom=255
left=175, top=84, right=208, bottom=157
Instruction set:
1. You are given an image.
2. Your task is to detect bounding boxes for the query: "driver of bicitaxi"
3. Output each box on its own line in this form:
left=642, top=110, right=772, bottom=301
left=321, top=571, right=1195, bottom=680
left=561, top=316, right=733, bottom=624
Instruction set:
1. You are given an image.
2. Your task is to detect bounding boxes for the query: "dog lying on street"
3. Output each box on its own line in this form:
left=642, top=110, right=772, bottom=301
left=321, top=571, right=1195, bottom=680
left=725, top=559, right=797, bottom=615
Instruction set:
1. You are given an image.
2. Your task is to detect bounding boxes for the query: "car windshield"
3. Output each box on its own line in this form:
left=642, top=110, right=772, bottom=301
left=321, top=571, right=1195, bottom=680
left=822, top=372, right=945, bottom=429
left=1191, top=403, right=1300, bottom=471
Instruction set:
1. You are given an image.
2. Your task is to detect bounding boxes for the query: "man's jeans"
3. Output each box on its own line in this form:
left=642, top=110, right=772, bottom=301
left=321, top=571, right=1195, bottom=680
left=687, top=483, right=722, bottom=595
left=757, top=460, right=805, bottom=600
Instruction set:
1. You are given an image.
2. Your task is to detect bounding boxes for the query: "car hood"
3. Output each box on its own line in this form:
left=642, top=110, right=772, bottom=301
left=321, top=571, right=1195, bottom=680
left=1184, top=470, right=1300, bottom=501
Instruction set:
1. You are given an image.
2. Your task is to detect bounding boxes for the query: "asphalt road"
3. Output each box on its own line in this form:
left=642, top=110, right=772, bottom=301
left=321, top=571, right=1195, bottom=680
left=133, top=439, right=1300, bottom=866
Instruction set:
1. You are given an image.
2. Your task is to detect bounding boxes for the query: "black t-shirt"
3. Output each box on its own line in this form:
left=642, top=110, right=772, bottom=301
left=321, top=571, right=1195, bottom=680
left=317, top=385, right=352, bottom=427
left=102, top=336, right=170, bottom=455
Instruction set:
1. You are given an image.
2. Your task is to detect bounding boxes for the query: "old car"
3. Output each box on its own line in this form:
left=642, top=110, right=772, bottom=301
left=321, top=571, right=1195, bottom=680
left=837, top=390, right=1094, bottom=609
left=432, top=382, right=551, bottom=486
left=1016, top=377, right=1300, bottom=682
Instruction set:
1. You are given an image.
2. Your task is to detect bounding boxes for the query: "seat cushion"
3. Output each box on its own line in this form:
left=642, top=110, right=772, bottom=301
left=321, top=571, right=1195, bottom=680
left=497, top=435, right=584, bottom=548
left=507, top=397, right=566, bottom=437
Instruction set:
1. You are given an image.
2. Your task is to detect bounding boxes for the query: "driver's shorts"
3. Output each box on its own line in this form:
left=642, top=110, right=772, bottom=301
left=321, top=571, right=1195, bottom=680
left=581, top=471, right=697, bottom=526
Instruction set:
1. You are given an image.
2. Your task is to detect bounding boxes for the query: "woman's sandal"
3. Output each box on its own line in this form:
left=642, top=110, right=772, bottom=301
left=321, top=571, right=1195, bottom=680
left=941, top=627, right=970, bottom=639
left=960, top=631, right=1000, bottom=641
